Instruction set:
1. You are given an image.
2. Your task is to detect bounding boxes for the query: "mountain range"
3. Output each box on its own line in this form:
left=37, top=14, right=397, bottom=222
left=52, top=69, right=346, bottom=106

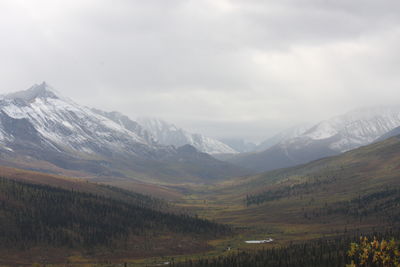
left=2, top=82, right=400, bottom=183
left=0, top=82, right=249, bottom=183
left=227, top=105, right=400, bottom=172
left=1, top=82, right=400, bottom=266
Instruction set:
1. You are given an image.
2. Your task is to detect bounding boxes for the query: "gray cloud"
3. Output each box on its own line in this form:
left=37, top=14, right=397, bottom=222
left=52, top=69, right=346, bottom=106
left=0, top=0, right=399, bottom=142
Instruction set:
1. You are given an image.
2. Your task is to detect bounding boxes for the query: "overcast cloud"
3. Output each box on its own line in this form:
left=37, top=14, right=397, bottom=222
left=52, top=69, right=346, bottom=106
left=0, top=0, right=399, bottom=141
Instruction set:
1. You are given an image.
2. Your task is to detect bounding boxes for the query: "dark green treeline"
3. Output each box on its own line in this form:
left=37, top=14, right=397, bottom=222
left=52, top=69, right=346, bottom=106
left=171, top=230, right=400, bottom=267
left=0, top=177, right=230, bottom=248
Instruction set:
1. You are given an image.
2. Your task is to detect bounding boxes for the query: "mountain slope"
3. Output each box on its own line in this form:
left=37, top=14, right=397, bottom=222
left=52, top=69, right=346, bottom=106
left=207, top=134, right=400, bottom=236
left=0, top=83, right=248, bottom=183
left=0, top=82, right=164, bottom=157
left=375, top=125, right=400, bottom=142
left=0, top=165, right=183, bottom=200
left=158, top=133, right=400, bottom=267
left=228, top=106, right=400, bottom=172
left=137, top=117, right=237, bottom=154
left=239, top=134, right=400, bottom=195
left=91, top=108, right=157, bottom=146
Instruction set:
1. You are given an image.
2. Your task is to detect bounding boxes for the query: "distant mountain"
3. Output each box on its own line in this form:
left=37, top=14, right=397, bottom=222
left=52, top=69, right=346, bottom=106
left=256, top=124, right=312, bottom=151
left=301, top=106, right=400, bottom=151
left=221, top=126, right=400, bottom=235
left=227, top=106, right=400, bottom=172
left=218, top=138, right=257, bottom=153
left=0, top=82, right=248, bottom=183
left=137, top=117, right=237, bottom=154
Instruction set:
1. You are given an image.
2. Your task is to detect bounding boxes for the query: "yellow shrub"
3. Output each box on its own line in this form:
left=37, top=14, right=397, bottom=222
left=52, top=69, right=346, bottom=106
left=347, top=237, right=400, bottom=267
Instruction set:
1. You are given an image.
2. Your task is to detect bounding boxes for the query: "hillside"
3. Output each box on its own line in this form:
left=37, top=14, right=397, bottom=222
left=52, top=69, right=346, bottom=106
left=167, top=134, right=400, bottom=267
left=227, top=138, right=338, bottom=173
left=206, top=134, right=400, bottom=232
left=0, top=176, right=230, bottom=265
left=194, top=134, right=400, bottom=230
left=239, top=134, right=400, bottom=195
left=0, top=165, right=183, bottom=200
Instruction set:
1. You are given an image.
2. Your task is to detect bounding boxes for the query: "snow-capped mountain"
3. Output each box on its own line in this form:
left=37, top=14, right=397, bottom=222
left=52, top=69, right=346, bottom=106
left=228, top=105, right=400, bottom=172
left=300, top=106, right=400, bottom=152
left=0, top=82, right=169, bottom=158
left=136, top=117, right=238, bottom=154
left=0, top=83, right=248, bottom=182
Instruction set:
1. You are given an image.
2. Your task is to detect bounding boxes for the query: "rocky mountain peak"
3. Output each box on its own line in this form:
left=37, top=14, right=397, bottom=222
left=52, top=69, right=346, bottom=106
left=4, top=82, right=60, bottom=102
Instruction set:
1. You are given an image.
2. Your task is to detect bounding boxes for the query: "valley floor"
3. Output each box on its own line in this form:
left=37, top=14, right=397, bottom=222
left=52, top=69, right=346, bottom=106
left=0, top=178, right=397, bottom=267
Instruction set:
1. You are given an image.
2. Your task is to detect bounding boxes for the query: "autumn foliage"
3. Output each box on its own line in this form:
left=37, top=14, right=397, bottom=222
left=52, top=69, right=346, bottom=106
left=347, top=237, right=400, bottom=267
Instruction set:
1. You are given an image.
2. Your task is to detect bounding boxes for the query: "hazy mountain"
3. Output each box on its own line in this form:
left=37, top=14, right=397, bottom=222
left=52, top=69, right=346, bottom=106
left=0, top=82, right=248, bottom=182
left=300, top=106, right=400, bottom=152
left=218, top=138, right=257, bottom=153
left=256, top=124, right=312, bottom=151
left=137, top=117, right=237, bottom=154
left=227, top=106, right=400, bottom=172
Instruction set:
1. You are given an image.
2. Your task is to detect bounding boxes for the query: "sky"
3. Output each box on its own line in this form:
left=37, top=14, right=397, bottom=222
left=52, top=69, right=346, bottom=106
left=0, top=0, right=399, bottom=142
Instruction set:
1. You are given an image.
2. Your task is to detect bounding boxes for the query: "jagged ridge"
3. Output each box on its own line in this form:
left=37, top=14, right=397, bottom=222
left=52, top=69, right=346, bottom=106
left=137, top=117, right=238, bottom=154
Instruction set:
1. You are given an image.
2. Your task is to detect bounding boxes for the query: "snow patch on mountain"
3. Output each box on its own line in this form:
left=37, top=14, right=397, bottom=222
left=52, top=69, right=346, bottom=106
left=0, top=82, right=167, bottom=157
left=137, top=117, right=238, bottom=154
left=293, top=105, right=400, bottom=152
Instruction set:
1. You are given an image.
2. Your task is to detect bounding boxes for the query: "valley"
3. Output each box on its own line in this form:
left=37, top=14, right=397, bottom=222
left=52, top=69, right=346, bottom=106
left=162, top=135, right=400, bottom=265
left=2, top=134, right=399, bottom=266
left=0, top=84, right=399, bottom=266
left=3, top=2, right=400, bottom=266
